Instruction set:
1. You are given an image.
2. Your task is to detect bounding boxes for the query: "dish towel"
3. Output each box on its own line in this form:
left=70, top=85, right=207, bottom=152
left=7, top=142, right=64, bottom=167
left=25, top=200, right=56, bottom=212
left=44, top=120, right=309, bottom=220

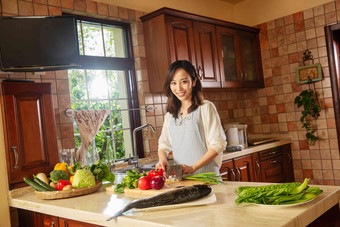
left=73, top=109, right=110, bottom=166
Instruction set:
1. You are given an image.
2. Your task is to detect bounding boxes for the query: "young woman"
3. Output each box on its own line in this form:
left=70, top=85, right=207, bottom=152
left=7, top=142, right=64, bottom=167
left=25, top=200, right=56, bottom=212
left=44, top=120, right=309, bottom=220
left=156, top=60, right=227, bottom=175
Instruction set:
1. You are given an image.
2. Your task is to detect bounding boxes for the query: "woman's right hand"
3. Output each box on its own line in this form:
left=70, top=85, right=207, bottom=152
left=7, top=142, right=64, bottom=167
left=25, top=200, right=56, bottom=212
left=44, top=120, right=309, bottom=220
left=156, top=158, right=169, bottom=171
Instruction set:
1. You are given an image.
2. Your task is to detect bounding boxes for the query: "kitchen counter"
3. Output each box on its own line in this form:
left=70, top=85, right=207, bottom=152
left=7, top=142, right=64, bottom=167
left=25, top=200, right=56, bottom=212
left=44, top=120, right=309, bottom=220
left=223, top=139, right=291, bottom=161
left=8, top=180, right=340, bottom=227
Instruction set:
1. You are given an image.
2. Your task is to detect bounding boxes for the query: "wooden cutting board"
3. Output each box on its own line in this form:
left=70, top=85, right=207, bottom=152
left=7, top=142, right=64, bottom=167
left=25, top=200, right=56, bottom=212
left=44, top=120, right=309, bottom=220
left=106, top=180, right=206, bottom=197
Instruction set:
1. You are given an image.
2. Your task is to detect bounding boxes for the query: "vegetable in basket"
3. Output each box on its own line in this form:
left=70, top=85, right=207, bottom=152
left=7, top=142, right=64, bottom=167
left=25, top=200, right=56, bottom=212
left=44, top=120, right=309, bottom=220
left=50, top=170, right=69, bottom=183
left=72, top=169, right=95, bottom=188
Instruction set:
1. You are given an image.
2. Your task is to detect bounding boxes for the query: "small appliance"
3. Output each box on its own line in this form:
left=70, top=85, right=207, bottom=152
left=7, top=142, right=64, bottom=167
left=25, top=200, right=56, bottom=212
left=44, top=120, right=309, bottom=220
left=224, top=122, right=248, bottom=150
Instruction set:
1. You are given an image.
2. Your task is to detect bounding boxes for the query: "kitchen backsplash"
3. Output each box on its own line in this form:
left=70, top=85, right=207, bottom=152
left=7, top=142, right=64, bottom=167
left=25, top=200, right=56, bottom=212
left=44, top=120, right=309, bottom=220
left=1, top=0, right=339, bottom=185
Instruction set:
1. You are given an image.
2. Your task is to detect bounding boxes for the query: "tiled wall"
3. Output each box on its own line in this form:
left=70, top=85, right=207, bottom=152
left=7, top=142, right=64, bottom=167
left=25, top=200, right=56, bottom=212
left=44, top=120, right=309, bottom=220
left=1, top=0, right=340, bottom=185
left=250, top=1, right=340, bottom=185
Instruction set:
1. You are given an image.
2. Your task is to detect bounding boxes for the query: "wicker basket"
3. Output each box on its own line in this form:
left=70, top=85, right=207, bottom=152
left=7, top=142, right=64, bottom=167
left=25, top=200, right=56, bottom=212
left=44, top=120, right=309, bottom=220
left=35, top=182, right=102, bottom=200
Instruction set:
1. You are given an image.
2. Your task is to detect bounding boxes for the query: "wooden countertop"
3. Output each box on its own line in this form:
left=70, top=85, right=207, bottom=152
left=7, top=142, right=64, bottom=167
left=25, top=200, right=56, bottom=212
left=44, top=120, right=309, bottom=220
left=223, top=139, right=291, bottom=160
left=8, top=180, right=340, bottom=227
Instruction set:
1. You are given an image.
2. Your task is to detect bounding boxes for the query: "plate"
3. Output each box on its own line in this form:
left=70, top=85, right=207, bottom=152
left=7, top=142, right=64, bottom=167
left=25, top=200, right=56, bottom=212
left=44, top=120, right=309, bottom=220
left=251, top=198, right=316, bottom=208
left=35, top=182, right=102, bottom=200
left=134, top=192, right=216, bottom=211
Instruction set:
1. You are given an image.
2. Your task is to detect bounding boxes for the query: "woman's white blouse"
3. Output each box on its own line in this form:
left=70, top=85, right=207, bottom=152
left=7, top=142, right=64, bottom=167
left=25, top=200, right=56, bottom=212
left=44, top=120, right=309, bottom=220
left=158, top=100, right=227, bottom=167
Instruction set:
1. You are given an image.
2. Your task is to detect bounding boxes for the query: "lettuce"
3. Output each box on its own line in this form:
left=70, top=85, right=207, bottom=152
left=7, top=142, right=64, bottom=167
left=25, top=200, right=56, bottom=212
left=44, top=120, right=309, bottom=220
left=72, top=169, right=95, bottom=188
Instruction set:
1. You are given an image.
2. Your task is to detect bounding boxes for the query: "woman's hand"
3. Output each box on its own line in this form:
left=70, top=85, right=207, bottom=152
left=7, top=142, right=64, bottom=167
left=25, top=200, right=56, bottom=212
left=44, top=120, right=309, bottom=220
left=182, top=164, right=196, bottom=175
left=156, top=159, right=169, bottom=171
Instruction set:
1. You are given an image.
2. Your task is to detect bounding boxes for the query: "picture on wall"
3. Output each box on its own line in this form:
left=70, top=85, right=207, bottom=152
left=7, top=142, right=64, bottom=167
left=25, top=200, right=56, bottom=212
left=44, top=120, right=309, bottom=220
left=296, top=63, right=322, bottom=84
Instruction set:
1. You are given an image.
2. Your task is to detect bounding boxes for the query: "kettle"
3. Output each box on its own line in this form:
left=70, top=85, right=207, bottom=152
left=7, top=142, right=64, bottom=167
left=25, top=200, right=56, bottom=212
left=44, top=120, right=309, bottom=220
left=224, top=122, right=248, bottom=149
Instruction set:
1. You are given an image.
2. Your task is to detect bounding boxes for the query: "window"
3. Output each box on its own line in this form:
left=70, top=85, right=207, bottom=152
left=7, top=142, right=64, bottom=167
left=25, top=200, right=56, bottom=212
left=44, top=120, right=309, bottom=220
left=68, top=15, right=141, bottom=163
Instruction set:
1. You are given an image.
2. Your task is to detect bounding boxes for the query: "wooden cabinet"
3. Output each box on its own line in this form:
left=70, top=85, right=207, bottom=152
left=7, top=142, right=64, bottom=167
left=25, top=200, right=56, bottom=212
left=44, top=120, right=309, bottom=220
left=18, top=210, right=102, bottom=227
left=252, top=144, right=295, bottom=183
left=141, top=7, right=264, bottom=92
left=0, top=82, right=58, bottom=189
left=193, top=21, right=220, bottom=88
left=216, top=27, right=264, bottom=88
left=220, top=154, right=254, bottom=182
left=221, top=144, right=294, bottom=183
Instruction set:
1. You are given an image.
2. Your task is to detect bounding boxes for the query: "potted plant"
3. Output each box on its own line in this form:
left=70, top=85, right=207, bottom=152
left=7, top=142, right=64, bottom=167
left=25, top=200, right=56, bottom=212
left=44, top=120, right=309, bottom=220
left=294, top=89, right=321, bottom=145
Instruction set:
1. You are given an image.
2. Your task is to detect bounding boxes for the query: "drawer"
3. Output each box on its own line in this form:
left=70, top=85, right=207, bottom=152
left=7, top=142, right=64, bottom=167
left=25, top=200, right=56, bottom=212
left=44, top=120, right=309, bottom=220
left=259, top=155, right=286, bottom=183
left=258, top=146, right=284, bottom=161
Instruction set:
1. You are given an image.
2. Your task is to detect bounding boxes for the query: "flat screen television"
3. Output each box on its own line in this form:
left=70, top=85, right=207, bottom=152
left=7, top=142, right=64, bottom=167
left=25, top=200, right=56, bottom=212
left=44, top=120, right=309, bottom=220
left=0, top=15, right=80, bottom=72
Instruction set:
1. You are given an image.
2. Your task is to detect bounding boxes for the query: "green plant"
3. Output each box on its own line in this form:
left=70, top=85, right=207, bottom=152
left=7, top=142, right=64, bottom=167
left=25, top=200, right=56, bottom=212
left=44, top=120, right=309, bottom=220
left=294, top=89, right=321, bottom=145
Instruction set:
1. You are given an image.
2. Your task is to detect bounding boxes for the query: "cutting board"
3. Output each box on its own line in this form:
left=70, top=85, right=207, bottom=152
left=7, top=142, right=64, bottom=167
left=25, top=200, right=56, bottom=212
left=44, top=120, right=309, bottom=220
left=106, top=180, right=206, bottom=197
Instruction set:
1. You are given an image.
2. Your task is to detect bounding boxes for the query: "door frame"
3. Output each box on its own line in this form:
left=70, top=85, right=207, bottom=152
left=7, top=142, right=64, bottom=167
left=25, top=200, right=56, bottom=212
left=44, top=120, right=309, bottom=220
left=325, top=24, right=340, bottom=150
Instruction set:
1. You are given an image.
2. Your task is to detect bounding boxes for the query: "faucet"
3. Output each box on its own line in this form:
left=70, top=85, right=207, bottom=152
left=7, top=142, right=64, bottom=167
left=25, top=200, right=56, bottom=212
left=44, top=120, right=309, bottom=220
left=129, top=124, right=156, bottom=168
left=107, top=138, right=121, bottom=171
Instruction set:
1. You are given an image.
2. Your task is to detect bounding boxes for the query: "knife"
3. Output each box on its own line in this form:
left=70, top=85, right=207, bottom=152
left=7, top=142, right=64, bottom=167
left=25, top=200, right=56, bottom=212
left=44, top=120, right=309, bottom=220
left=164, top=164, right=183, bottom=181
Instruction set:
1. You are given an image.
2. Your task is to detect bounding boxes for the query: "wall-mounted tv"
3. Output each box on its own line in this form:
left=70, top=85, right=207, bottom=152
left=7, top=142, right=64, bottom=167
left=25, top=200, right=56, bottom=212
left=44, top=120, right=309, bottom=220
left=0, top=15, right=80, bottom=72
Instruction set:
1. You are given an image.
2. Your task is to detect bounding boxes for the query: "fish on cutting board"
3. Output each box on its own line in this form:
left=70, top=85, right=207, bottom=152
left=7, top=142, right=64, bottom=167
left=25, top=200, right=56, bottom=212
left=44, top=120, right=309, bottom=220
left=106, top=184, right=212, bottom=221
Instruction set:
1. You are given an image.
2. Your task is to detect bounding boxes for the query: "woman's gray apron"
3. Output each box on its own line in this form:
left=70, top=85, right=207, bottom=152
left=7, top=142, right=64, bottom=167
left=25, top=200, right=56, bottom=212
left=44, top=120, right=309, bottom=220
left=169, top=107, right=220, bottom=175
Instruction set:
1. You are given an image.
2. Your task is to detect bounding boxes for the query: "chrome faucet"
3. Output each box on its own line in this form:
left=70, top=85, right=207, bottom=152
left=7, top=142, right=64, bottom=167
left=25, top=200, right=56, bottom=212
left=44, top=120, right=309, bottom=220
left=107, top=138, right=121, bottom=171
left=129, top=124, right=156, bottom=168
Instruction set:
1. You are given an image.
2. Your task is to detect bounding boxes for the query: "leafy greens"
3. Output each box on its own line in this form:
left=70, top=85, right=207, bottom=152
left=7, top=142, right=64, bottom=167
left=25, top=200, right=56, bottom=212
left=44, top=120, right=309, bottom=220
left=235, top=178, right=323, bottom=205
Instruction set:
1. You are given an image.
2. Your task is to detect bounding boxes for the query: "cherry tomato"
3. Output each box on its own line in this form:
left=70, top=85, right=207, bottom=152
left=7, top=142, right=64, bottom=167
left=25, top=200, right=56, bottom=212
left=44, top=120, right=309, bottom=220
left=138, top=176, right=151, bottom=190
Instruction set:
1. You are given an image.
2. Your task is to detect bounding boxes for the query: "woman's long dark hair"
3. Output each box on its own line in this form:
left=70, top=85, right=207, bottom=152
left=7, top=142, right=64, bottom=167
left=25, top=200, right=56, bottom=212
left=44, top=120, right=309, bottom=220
left=163, top=60, right=203, bottom=117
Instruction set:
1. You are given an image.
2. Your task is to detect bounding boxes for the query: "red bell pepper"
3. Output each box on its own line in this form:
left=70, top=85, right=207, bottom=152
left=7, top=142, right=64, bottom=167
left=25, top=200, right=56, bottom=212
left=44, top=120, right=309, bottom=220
left=57, top=180, right=72, bottom=191
left=148, top=169, right=164, bottom=179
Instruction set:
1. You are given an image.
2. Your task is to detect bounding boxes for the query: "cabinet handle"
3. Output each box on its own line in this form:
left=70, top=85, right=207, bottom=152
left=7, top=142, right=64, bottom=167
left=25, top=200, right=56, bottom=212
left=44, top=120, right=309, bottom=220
left=12, top=146, right=18, bottom=169
left=243, top=69, right=247, bottom=80
left=270, top=160, right=278, bottom=164
left=197, top=66, right=203, bottom=80
left=236, top=167, right=241, bottom=181
left=230, top=168, right=236, bottom=181
left=287, top=152, right=292, bottom=164
left=269, top=151, right=278, bottom=156
left=51, top=221, right=55, bottom=227
left=255, top=160, right=260, bottom=176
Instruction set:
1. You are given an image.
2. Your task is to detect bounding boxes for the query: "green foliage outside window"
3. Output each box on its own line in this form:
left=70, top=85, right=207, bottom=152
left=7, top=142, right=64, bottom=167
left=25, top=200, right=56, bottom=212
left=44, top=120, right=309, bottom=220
left=68, top=18, right=132, bottom=164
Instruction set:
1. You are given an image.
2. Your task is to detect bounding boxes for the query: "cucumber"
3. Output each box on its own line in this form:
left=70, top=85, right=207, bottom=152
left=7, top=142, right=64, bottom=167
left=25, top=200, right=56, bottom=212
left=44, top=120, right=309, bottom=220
left=23, top=177, right=46, bottom=191
left=33, top=177, right=57, bottom=191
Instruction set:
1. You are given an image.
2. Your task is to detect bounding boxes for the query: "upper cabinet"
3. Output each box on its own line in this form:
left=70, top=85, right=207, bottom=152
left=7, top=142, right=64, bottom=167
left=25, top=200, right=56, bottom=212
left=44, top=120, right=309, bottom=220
left=0, top=82, right=58, bottom=189
left=141, top=8, right=264, bottom=92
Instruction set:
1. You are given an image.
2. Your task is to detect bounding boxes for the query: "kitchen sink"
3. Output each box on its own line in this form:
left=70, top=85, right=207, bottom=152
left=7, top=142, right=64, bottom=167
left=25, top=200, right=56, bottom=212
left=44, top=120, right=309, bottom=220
left=112, top=166, right=154, bottom=174
left=111, top=161, right=157, bottom=174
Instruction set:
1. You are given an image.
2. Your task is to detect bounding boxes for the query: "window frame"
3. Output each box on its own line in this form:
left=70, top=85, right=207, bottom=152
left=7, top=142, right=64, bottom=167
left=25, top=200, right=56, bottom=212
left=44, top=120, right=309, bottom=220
left=65, top=13, right=145, bottom=159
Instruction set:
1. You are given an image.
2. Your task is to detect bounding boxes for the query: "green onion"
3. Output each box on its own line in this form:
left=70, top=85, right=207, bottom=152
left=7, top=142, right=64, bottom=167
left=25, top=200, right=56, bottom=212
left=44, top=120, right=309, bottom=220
left=183, top=172, right=224, bottom=184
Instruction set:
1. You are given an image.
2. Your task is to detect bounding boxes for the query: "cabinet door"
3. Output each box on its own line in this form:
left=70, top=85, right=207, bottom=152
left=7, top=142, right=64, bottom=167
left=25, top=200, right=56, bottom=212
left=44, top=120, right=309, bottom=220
left=220, top=159, right=235, bottom=181
left=1, top=83, right=58, bottom=189
left=259, top=155, right=286, bottom=183
left=36, top=213, right=59, bottom=227
left=238, top=31, right=264, bottom=88
left=59, top=217, right=102, bottom=227
left=283, top=144, right=295, bottom=182
left=166, top=16, right=196, bottom=66
left=252, top=153, right=261, bottom=182
left=216, top=26, right=242, bottom=88
left=233, top=154, right=254, bottom=182
left=193, top=21, right=220, bottom=88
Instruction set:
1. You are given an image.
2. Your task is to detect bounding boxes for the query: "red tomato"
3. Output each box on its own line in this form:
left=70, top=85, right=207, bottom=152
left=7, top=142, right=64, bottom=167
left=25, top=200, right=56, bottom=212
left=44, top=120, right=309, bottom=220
left=138, top=176, right=151, bottom=190
left=57, top=180, right=71, bottom=191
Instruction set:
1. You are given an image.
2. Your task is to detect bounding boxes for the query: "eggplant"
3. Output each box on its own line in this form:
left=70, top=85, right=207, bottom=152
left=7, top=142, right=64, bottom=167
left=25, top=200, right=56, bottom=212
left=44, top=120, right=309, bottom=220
left=107, top=184, right=212, bottom=221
